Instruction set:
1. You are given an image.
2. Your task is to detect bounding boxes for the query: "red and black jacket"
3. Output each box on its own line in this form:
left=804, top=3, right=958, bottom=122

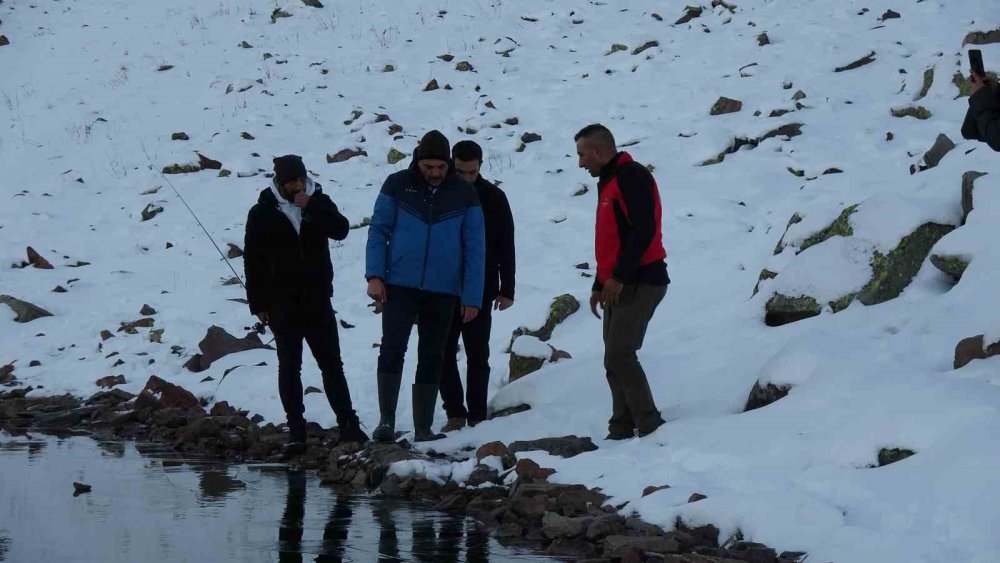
left=593, top=152, right=669, bottom=291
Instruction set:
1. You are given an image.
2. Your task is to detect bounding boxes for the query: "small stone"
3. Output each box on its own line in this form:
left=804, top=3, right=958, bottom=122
left=521, top=132, right=542, bottom=144
left=240, top=132, right=255, bottom=140
left=0, top=295, right=53, bottom=323
left=891, top=106, right=932, bottom=120
left=675, top=6, right=703, bottom=25
left=642, top=484, right=670, bottom=497
left=171, top=132, right=189, bottom=141
left=29, top=360, right=41, bottom=367
left=238, top=41, right=253, bottom=48
left=880, top=9, right=901, bottom=21
left=757, top=32, right=770, bottom=46
left=140, top=304, right=157, bottom=316
left=514, top=458, right=556, bottom=482
left=387, top=148, right=408, bottom=164
left=100, top=330, right=114, bottom=341
left=95, top=375, right=126, bottom=389
left=26, top=247, right=54, bottom=269
left=301, top=0, right=324, bottom=8
left=792, top=90, right=807, bottom=101
left=327, top=148, right=367, bottom=163
left=456, top=61, right=474, bottom=72
left=73, top=482, right=92, bottom=495
left=382, top=64, right=395, bottom=72
left=149, top=329, right=164, bottom=344
left=226, top=243, right=244, bottom=259
left=141, top=203, right=164, bottom=221
left=271, top=8, right=292, bottom=23
left=688, top=493, right=708, bottom=503
left=424, top=79, right=440, bottom=92
left=0, top=36, right=9, bottom=47
left=710, top=96, right=743, bottom=116
left=632, top=40, right=659, bottom=55
left=157, top=64, right=174, bottom=72
left=834, top=51, right=876, bottom=73
left=476, top=440, right=510, bottom=463
left=437, top=54, right=455, bottom=62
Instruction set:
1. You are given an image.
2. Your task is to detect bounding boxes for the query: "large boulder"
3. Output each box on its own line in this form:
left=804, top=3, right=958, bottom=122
left=184, top=326, right=270, bottom=372
left=0, top=295, right=53, bottom=323
left=509, top=436, right=598, bottom=458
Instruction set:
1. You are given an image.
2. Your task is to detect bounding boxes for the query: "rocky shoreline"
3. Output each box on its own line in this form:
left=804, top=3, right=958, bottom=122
left=0, top=375, right=805, bottom=563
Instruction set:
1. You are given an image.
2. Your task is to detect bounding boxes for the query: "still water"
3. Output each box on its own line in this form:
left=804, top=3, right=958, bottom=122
left=0, top=433, right=549, bottom=562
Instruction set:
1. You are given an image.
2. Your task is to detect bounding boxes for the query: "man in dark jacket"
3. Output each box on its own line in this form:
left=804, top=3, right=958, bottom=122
left=962, top=71, right=1000, bottom=152
left=438, top=140, right=516, bottom=432
left=244, top=155, right=367, bottom=455
left=576, top=124, right=669, bottom=440
left=366, top=131, right=486, bottom=442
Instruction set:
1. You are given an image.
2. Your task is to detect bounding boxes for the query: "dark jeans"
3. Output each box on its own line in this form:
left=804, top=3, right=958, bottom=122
left=270, top=299, right=356, bottom=433
left=377, top=285, right=457, bottom=384
left=603, top=283, right=668, bottom=435
left=440, top=305, right=493, bottom=422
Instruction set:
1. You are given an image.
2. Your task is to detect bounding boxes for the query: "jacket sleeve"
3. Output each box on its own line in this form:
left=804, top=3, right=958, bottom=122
left=304, top=191, right=350, bottom=241
left=461, top=201, right=487, bottom=308
left=365, top=176, right=398, bottom=281
left=243, top=206, right=270, bottom=315
left=967, top=87, right=1000, bottom=152
left=496, top=191, right=516, bottom=300
left=611, top=164, right=659, bottom=282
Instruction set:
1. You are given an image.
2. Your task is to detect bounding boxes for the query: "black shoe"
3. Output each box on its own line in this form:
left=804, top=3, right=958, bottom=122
left=637, top=417, right=666, bottom=438
left=338, top=421, right=370, bottom=444
left=412, top=384, right=446, bottom=443
left=605, top=429, right=636, bottom=441
left=374, top=372, right=402, bottom=443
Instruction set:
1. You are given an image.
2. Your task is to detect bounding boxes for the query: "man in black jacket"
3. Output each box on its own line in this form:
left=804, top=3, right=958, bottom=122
left=962, top=71, right=1000, bottom=151
left=438, top=141, right=516, bottom=432
left=244, top=155, right=367, bottom=455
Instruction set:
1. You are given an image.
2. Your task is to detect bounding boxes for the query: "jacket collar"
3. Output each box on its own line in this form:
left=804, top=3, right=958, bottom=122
left=598, top=151, right=633, bottom=185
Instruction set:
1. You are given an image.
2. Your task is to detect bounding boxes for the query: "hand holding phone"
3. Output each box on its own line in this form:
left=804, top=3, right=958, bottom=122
left=970, top=49, right=985, bottom=78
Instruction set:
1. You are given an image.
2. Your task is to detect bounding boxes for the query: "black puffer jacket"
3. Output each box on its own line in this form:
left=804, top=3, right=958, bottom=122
left=962, top=86, right=1000, bottom=152
left=244, top=181, right=349, bottom=315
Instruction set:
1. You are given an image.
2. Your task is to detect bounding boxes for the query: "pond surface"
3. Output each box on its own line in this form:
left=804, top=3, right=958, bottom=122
left=0, top=433, right=550, bottom=562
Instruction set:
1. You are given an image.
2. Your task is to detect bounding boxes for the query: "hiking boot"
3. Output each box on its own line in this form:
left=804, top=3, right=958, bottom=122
left=373, top=372, right=402, bottom=443
left=338, top=419, right=370, bottom=444
left=440, top=417, right=467, bottom=433
left=637, top=416, right=666, bottom=438
left=412, top=384, right=446, bottom=443
left=605, top=429, right=636, bottom=441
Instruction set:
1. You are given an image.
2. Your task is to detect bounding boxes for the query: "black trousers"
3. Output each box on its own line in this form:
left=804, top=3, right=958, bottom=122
left=439, top=304, right=492, bottom=423
left=270, top=299, right=356, bottom=435
left=377, top=285, right=457, bottom=384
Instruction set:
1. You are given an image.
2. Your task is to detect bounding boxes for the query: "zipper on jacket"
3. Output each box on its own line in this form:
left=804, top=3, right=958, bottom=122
left=419, top=189, right=434, bottom=289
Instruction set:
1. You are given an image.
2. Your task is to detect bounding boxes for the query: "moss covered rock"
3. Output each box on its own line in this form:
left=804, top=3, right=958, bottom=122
left=764, top=294, right=821, bottom=327
left=856, top=222, right=955, bottom=305
left=961, top=171, right=988, bottom=225
left=798, top=205, right=858, bottom=253
left=929, top=254, right=969, bottom=282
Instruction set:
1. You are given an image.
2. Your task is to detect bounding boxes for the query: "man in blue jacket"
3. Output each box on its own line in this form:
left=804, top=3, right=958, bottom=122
left=366, top=130, right=486, bottom=442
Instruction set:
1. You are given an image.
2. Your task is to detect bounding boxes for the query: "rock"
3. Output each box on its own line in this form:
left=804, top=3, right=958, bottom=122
left=139, top=375, right=203, bottom=412
left=514, top=458, right=556, bottom=482
left=542, top=511, right=588, bottom=539
left=141, top=203, right=164, bottom=221
left=423, top=79, right=440, bottom=92
left=791, top=90, right=807, bottom=101
left=914, top=68, right=934, bottom=101
left=476, top=441, right=510, bottom=463
left=100, top=330, right=114, bottom=341
left=710, top=97, right=743, bottom=116
left=509, top=436, right=598, bottom=459
left=856, top=222, right=955, bottom=306
left=149, top=329, right=164, bottom=343
left=834, top=51, right=876, bottom=72
left=891, top=106, right=931, bottom=120
left=455, top=61, right=474, bottom=72
left=751, top=269, right=778, bottom=297
left=0, top=364, right=15, bottom=385
left=95, top=375, right=126, bottom=389
left=382, top=64, right=395, bottom=72
left=118, top=318, right=155, bottom=334
left=26, top=247, right=53, bottom=269
left=963, top=29, right=1000, bottom=46
left=643, top=484, right=671, bottom=497
left=0, top=36, right=9, bottom=47
left=301, top=0, right=324, bottom=7
left=29, top=360, right=40, bottom=367
left=387, top=148, right=408, bottom=164
left=586, top=514, right=625, bottom=541
left=140, top=304, right=157, bottom=316
left=632, top=40, right=659, bottom=55
left=675, top=6, right=703, bottom=25
left=545, top=537, right=598, bottom=558
left=162, top=163, right=201, bottom=174
left=304, top=386, right=321, bottom=395
left=923, top=133, right=955, bottom=170
left=764, top=294, right=821, bottom=327
left=226, top=244, right=244, bottom=259
left=521, top=132, right=542, bottom=144
left=73, top=482, right=92, bottom=495
left=497, top=522, right=524, bottom=538
left=605, top=535, right=681, bottom=556
left=387, top=124, right=403, bottom=135
left=467, top=464, right=500, bottom=487
left=52, top=286, right=67, bottom=293
left=880, top=9, right=901, bottom=21
left=508, top=353, right=545, bottom=382
left=606, top=43, right=628, bottom=55
left=745, top=381, right=791, bottom=411
left=688, top=493, right=708, bottom=503
left=171, top=132, right=189, bottom=141
left=327, top=148, right=367, bottom=163
left=196, top=153, right=223, bottom=170
left=0, top=295, right=53, bottom=323
left=961, top=171, right=988, bottom=225
left=798, top=204, right=858, bottom=253
left=929, top=254, right=969, bottom=282
left=757, top=32, right=770, bottom=46
left=490, top=404, right=531, bottom=419
left=513, top=294, right=579, bottom=344
left=954, top=335, right=1000, bottom=369
left=271, top=8, right=292, bottom=23
left=185, top=326, right=269, bottom=372
left=240, top=132, right=255, bottom=140
left=437, top=54, right=455, bottom=62
left=877, top=448, right=915, bottom=467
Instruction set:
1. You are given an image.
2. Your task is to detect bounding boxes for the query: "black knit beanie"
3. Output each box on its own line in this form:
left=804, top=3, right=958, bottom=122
left=273, top=154, right=306, bottom=187
left=417, top=130, right=451, bottom=162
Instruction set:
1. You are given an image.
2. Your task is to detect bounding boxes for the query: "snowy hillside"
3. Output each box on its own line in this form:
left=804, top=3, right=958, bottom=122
left=3, top=0, right=1000, bottom=560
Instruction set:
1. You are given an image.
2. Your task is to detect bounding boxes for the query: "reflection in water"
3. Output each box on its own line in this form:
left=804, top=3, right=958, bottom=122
left=0, top=433, right=550, bottom=562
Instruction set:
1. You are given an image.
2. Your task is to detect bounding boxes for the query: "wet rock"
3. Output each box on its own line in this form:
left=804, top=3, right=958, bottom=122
left=139, top=375, right=203, bottom=412
left=95, top=375, right=126, bottom=389
left=546, top=537, right=598, bottom=558
left=586, top=514, right=625, bottom=541
left=710, top=97, right=742, bottom=116
left=33, top=406, right=100, bottom=428
left=542, top=511, right=589, bottom=539
left=744, top=381, right=791, bottom=411
left=85, top=389, right=135, bottom=406
left=961, top=171, right=988, bottom=225
left=509, top=436, right=597, bottom=459
left=141, top=203, right=164, bottom=221
left=954, top=335, right=1000, bottom=369
left=0, top=295, right=53, bottom=323
left=185, top=326, right=269, bottom=372
left=151, top=408, right=190, bottom=428
left=467, top=464, right=500, bottom=487
left=605, top=535, right=681, bottom=556
left=26, top=247, right=54, bottom=269
left=834, top=51, right=876, bottom=72
left=327, top=148, right=367, bottom=163
left=72, top=482, right=92, bottom=496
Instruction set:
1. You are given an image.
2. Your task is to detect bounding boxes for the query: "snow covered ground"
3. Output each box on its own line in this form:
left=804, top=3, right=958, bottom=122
left=3, top=0, right=1000, bottom=560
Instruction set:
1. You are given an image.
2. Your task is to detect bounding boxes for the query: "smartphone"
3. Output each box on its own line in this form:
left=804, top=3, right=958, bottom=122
left=970, top=49, right=985, bottom=77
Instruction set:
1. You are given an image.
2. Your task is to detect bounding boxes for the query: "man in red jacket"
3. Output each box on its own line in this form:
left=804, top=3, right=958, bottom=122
left=575, top=124, right=670, bottom=440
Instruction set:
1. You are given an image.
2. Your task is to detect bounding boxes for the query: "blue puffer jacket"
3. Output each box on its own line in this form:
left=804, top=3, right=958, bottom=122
left=365, top=159, right=486, bottom=308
